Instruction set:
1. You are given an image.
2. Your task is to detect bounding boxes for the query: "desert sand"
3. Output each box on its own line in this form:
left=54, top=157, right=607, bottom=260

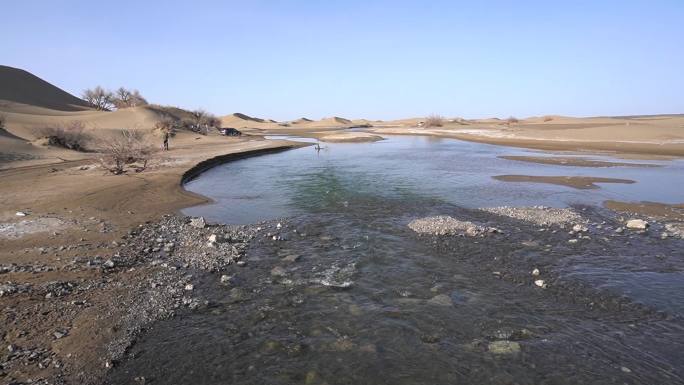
left=492, top=175, right=636, bottom=190
left=498, top=155, right=661, bottom=168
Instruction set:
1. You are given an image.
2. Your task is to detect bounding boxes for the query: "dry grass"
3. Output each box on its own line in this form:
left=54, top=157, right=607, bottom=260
left=425, top=114, right=444, bottom=127
left=98, top=129, right=156, bottom=174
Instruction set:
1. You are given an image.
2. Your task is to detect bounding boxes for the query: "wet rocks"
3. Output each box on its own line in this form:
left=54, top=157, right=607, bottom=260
left=282, top=254, right=301, bottom=263
left=481, top=206, right=585, bottom=226
left=625, top=219, right=648, bottom=230
left=664, top=223, right=683, bottom=238
left=408, top=216, right=493, bottom=236
left=220, top=274, right=234, bottom=285
left=488, top=340, right=521, bottom=354
left=427, top=294, right=453, bottom=306
left=534, top=279, right=547, bottom=288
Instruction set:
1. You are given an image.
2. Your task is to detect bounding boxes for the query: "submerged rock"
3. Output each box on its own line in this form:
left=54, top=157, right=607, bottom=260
left=427, top=294, right=453, bottom=306
left=488, top=340, right=521, bottom=354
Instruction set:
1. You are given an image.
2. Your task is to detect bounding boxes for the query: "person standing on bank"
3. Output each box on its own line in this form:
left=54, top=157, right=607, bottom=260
left=163, top=130, right=169, bottom=151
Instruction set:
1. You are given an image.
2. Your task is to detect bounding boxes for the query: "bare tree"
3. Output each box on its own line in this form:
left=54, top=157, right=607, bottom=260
left=113, top=87, right=148, bottom=109
left=82, top=86, right=114, bottom=111
left=188, top=109, right=220, bottom=134
left=98, top=129, right=155, bottom=174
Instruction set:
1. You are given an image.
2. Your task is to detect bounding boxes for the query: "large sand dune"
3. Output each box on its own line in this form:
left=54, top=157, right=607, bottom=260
left=0, top=65, right=91, bottom=111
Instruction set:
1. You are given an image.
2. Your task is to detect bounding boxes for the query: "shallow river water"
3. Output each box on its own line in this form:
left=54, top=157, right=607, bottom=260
left=110, top=136, right=684, bottom=384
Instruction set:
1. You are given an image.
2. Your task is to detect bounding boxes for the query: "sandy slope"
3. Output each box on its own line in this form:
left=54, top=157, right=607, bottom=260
left=0, top=65, right=91, bottom=111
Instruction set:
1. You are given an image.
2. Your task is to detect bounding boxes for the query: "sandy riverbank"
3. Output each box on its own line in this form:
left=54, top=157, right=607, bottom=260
left=0, top=134, right=306, bottom=384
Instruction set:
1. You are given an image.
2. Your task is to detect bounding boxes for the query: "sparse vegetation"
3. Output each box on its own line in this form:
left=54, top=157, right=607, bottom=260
left=82, top=86, right=148, bottom=110
left=98, top=129, right=156, bottom=174
left=506, top=116, right=519, bottom=126
left=36, top=121, right=91, bottom=151
left=543, top=116, right=554, bottom=122
left=113, top=87, right=148, bottom=109
left=0, top=113, right=6, bottom=129
left=82, top=86, right=114, bottom=111
left=425, top=114, right=444, bottom=127
left=188, top=109, right=221, bottom=134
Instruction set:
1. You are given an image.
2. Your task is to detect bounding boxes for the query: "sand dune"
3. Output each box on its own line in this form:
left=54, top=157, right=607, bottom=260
left=0, top=65, right=91, bottom=111
left=220, top=112, right=272, bottom=128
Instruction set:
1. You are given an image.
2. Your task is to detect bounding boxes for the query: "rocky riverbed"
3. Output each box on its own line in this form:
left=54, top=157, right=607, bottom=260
left=0, top=215, right=276, bottom=385
left=2, top=205, right=683, bottom=385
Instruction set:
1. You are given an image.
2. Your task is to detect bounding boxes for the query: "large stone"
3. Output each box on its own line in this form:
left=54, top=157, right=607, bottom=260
left=190, top=217, right=206, bottom=228
left=626, top=219, right=648, bottom=230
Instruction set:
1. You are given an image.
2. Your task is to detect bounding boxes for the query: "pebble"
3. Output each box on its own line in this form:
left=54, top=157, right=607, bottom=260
left=534, top=279, right=547, bottom=288
left=184, top=284, right=194, bottom=291
left=220, top=275, right=233, bottom=284
left=568, top=239, right=578, bottom=244
left=15, top=211, right=28, bottom=216
left=531, top=268, right=540, bottom=276
left=53, top=330, right=67, bottom=339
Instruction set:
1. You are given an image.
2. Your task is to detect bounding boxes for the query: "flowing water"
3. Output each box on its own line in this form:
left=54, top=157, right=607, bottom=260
left=109, top=136, right=684, bottom=384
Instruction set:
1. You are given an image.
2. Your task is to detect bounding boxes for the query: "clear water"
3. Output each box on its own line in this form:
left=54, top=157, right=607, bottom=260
left=110, top=136, right=684, bottom=384
left=184, top=135, right=682, bottom=224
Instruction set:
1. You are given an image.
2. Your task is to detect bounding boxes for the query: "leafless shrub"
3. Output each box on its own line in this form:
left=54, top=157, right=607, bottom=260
left=543, top=116, right=554, bottom=122
left=188, top=109, right=221, bottom=134
left=36, top=121, right=91, bottom=151
left=82, top=86, right=114, bottom=111
left=113, top=87, right=148, bottom=109
left=424, top=114, right=444, bottom=127
left=98, top=129, right=156, bottom=174
left=506, top=116, right=519, bottom=126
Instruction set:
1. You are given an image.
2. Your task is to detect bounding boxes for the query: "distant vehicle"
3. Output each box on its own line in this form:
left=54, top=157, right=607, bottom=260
left=220, top=128, right=242, bottom=136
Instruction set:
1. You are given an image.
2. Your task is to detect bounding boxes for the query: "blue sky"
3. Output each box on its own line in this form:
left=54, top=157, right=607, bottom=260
left=4, top=0, right=683, bottom=120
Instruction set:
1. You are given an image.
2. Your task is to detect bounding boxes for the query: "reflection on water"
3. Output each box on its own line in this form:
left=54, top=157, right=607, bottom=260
left=111, top=136, right=684, bottom=384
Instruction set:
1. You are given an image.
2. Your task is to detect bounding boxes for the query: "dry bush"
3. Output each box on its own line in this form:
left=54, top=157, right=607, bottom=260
left=506, top=116, right=519, bottom=125
left=154, top=117, right=177, bottom=136
left=424, top=114, right=444, bottom=127
left=37, top=121, right=91, bottom=151
left=98, top=129, right=156, bottom=174
left=543, top=116, right=554, bottom=122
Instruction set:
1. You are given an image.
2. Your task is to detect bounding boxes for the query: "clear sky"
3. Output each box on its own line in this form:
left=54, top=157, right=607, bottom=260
left=4, top=0, right=683, bottom=120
